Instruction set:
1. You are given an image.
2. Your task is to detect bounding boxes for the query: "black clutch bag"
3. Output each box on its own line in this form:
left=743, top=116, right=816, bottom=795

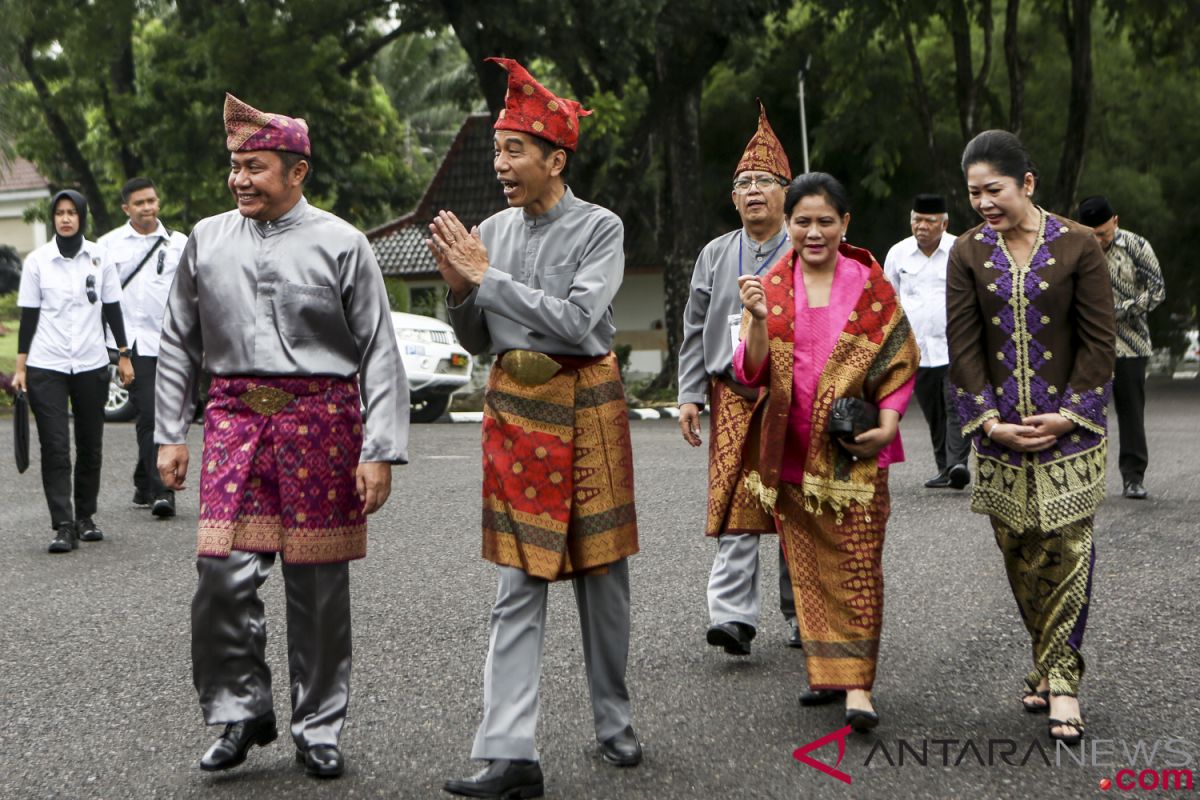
left=828, top=396, right=879, bottom=442
left=14, top=390, right=29, bottom=474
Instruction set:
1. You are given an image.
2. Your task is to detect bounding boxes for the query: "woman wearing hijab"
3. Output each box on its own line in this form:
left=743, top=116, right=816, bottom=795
left=948, top=130, right=1115, bottom=745
left=13, top=190, right=134, bottom=553
left=734, top=172, right=918, bottom=731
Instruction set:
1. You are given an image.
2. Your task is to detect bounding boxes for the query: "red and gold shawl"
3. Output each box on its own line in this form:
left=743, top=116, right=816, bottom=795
left=743, top=245, right=918, bottom=522
left=481, top=352, right=639, bottom=581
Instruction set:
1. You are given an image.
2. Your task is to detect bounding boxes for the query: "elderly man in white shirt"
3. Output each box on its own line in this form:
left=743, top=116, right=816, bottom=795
left=98, top=177, right=188, bottom=517
left=883, top=194, right=970, bottom=489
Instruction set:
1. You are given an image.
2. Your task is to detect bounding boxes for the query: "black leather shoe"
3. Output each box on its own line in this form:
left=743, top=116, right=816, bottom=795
left=786, top=619, right=804, bottom=649
left=199, top=712, right=278, bottom=771
left=132, top=488, right=151, bottom=507
left=845, top=707, right=880, bottom=732
left=295, top=744, right=344, bottom=778
left=706, top=621, right=754, bottom=655
left=923, top=472, right=952, bottom=489
left=48, top=521, right=77, bottom=553
left=152, top=493, right=177, bottom=518
left=799, top=689, right=846, bottom=706
left=76, top=517, right=103, bottom=542
left=1123, top=481, right=1148, bottom=499
left=599, top=725, right=642, bottom=767
left=947, top=463, right=971, bottom=490
left=443, top=759, right=544, bottom=798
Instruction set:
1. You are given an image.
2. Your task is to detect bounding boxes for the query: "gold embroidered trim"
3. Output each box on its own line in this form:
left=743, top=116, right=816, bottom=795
left=744, top=470, right=779, bottom=514
left=962, top=408, right=1000, bottom=436
left=1060, top=408, right=1105, bottom=436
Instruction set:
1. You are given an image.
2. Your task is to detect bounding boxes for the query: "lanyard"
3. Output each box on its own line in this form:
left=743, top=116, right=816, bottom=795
left=737, top=231, right=787, bottom=277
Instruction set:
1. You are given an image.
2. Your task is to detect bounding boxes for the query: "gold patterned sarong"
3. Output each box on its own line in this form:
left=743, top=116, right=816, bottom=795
left=480, top=353, right=639, bottom=581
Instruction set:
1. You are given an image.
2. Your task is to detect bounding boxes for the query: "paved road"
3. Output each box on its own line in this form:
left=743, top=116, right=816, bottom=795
left=1, top=379, right=1197, bottom=799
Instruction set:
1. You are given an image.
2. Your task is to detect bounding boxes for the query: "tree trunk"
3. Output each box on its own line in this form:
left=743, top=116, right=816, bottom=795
left=1051, top=0, right=1093, bottom=215
left=1004, top=0, right=1025, bottom=135
left=18, top=39, right=111, bottom=230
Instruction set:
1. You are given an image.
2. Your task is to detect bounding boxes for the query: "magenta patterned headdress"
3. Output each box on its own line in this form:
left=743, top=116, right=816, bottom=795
left=223, top=93, right=311, bottom=157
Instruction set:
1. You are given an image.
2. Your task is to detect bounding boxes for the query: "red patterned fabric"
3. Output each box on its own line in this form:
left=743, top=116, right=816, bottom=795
left=198, top=376, right=365, bottom=564
left=223, top=93, right=311, bottom=157
left=487, top=57, right=591, bottom=152
left=734, top=100, right=791, bottom=181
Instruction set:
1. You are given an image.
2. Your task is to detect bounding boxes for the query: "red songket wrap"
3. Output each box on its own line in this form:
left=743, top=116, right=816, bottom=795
left=198, top=376, right=366, bottom=564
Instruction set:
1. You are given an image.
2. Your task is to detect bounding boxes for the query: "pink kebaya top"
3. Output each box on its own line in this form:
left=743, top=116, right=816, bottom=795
left=734, top=252, right=915, bottom=483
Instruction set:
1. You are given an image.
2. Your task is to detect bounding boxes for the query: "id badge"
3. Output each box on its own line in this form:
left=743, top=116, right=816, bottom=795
left=728, top=312, right=743, bottom=350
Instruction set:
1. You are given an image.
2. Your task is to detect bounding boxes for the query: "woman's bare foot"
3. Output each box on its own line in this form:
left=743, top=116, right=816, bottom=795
left=1049, top=694, right=1083, bottom=740
left=846, top=689, right=874, bottom=714
left=1022, top=677, right=1050, bottom=712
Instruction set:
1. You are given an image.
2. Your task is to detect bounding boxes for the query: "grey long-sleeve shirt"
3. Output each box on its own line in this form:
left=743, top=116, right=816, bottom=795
left=155, top=196, right=410, bottom=464
left=446, top=187, right=624, bottom=357
left=677, top=226, right=789, bottom=406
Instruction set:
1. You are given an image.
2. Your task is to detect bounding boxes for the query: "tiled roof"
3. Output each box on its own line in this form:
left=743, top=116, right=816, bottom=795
left=0, top=154, right=50, bottom=193
left=367, top=113, right=507, bottom=278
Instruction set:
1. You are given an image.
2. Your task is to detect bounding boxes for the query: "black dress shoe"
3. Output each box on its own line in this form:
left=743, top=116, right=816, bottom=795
left=443, top=759, right=544, bottom=798
left=152, top=493, right=177, bottom=518
left=199, top=712, right=278, bottom=771
left=786, top=619, right=804, bottom=649
left=923, top=472, right=952, bottom=488
left=48, top=521, right=78, bottom=553
left=799, top=688, right=846, bottom=706
left=845, top=707, right=880, bottom=732
left=295, top=744, right=344, bottom=778
left=132, top=488, right=151, bottom=507
left=1123, top=481, right=1148, bottom=499
left=947, top=463, right=971, bottom=490
left=599, top=725, right=642, bottom=767
left=76, top=517, right=104, bottom=542
left=706, top=621, right=754, bottom=655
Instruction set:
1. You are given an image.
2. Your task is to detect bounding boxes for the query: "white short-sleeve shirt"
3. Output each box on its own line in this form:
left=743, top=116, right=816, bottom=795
left=18, top=238, right=121, bottom=373
left=882, top=231, right=955, bottom=368
left=97, top=221, right=187, bottom=356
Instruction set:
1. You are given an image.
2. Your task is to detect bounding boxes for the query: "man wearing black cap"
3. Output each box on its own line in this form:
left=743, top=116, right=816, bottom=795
left=1077, top=195, right=1165, bottom=499
left=883, top=194, right=970, bottom=489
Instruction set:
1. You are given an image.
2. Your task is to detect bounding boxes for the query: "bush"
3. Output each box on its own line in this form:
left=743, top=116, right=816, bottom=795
left=0, top=291, right=19, bottom=321
left=383, top=277, right=410, bottom=313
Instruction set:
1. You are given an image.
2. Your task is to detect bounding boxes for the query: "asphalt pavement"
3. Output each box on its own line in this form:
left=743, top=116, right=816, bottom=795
left=1, top=378, right=1197, bottom=800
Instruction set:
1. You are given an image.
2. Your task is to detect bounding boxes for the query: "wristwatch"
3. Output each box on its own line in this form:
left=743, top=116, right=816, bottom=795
left=118, top=348, right=131, bottom=359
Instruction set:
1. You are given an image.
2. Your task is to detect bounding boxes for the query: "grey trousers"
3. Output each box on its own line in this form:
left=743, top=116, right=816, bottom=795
left=192, top=551, right=352, bottom=749
left=707, top=534, right=796, bottom=629
left=471, top=559, right=633, bottom=762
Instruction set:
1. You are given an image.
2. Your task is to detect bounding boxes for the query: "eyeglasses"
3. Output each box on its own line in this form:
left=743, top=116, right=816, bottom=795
left=156, top=249, right=166, bottom=275
left=733, top=177, right=784, bottom=193
left=85, top=274, right=97, bottom=304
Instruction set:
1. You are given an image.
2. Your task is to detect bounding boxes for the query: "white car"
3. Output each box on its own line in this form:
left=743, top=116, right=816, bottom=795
left=104, top=311, right=473, bottom=423
left=393, top=310, right=473, bottom=422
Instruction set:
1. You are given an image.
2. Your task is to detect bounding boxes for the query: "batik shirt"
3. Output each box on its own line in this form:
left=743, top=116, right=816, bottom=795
left=947, top=211, right=1116, bottom=531
left=1104, top=228, right=1165, bottom=358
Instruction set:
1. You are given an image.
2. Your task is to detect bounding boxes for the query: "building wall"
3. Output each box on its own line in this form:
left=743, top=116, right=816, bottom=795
left=0, top=192, right=49, bottom=258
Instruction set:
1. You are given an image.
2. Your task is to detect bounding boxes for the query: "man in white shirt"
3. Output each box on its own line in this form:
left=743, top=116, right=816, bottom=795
left=883, top=194, right=970, bottom=489
left=98, top=177, right=187, bottom=517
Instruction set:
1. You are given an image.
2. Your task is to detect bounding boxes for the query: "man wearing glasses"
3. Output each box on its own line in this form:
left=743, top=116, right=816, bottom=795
left=678, top=102, right=800, bottom=657
left=13, top=189, right=134, bottom=552
left=98, top=177, right=188, bottom=517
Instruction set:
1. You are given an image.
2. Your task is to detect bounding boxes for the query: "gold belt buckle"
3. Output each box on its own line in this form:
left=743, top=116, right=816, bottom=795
left=500, top=350, right=561, bottom=386
left=240, top=386, right=295, bottom=416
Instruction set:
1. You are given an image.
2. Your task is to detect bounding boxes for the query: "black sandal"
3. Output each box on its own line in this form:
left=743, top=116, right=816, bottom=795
left=1021, top=688, right=1050, bottom=713
left=1048, top=717, right=1084, bottom=746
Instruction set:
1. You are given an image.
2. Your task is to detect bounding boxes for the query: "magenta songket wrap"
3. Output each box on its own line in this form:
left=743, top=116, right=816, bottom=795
left=198, top=376, right=366, bottom=564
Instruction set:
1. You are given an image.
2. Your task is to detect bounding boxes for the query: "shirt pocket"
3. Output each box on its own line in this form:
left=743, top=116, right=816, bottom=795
left=533, top=262, right=578, bottom=298
left=279, top=281, right=341, bottom=340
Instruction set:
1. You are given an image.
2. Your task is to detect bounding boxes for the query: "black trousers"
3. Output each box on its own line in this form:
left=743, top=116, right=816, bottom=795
left=129, top=347, right=167, bottom=498
left=1113, top=356, right=1149, bottom=482
left=25, top=365, right=109, bottom=528
left=913, top=365, right=971, bottom=474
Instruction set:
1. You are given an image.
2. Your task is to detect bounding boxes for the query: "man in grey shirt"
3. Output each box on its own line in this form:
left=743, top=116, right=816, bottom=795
left=678, top=103, right=798, bottom=656
left=430, top=58, right=641, bottom=800
left=156, top=94, right=408, bottom=780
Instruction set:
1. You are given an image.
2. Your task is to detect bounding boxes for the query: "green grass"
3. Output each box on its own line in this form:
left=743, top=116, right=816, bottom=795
left=0, top=319, right=18, bottom=374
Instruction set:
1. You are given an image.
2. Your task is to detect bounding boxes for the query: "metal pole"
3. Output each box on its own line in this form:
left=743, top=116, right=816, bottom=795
left=797, top=59, right=811, bottom=174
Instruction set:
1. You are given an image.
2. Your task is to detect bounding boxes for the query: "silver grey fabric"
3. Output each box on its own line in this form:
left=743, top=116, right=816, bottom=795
left=192, top=551, right=352, bottom=748
left=471, top=560, right=633, bottom=761
left=677, top=226, right=788, bottom=406
left=707, top=535, right=796, bottom=628
left=155, top=196, right=409, bottom=464
left=446, top=187, right=624, bottom=358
